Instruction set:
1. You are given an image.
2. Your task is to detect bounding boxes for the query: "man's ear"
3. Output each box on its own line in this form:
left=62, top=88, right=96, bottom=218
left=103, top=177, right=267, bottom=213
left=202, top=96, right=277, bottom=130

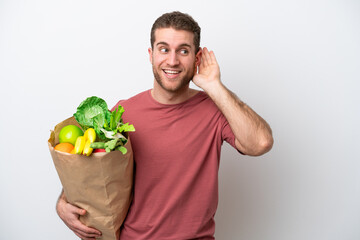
left=148, top=47, right=153, bottom=63
left=195, top=47, right=202, bottom=67
left=193, top=48, right=202, bottom=75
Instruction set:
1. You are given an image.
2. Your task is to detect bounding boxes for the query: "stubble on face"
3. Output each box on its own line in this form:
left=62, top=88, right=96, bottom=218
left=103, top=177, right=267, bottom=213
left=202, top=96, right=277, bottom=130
left=151, top=63, right=195, bottom=93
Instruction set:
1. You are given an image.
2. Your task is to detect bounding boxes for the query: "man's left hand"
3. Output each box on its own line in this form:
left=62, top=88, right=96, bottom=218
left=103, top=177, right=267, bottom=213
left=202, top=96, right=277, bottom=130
left=192, top=47, right=221, bottom=92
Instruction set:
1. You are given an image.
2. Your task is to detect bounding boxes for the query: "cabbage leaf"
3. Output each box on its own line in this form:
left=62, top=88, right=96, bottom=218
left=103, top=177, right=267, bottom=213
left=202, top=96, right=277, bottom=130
left=74, top=96, right=135, bottom=153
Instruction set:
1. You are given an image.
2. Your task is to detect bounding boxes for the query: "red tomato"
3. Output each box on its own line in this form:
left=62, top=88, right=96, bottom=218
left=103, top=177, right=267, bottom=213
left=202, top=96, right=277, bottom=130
left=93, top=148, right=106, bottom=153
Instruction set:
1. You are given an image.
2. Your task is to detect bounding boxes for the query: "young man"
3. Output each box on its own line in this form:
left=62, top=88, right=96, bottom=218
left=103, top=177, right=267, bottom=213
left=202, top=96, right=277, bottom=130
left=56, top=11, right=273, bottom=240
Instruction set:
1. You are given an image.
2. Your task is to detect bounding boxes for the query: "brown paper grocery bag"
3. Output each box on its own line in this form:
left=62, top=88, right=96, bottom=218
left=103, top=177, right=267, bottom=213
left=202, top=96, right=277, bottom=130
left=48, top=117, right=133, bottom=240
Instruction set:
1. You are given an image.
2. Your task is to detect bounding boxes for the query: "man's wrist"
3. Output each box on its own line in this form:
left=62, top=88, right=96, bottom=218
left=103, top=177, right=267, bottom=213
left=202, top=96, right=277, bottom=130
left=56, top=190, right=66, bottom=211
left=200, top=79, right=223, bottom=95
left=202, top=80, right=226, bottom=99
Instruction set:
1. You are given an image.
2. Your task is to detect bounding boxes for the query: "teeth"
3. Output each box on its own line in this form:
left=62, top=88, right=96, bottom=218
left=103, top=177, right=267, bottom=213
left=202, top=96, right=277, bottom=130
left=164, top=70, right=180, bottom=74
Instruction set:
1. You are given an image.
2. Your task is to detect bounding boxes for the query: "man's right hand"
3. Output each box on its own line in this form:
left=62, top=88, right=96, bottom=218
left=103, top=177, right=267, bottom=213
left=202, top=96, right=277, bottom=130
left=56, top=190, right=102, bottom=240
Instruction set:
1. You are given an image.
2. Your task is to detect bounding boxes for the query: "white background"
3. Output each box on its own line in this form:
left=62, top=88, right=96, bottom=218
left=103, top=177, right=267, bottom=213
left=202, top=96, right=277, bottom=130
left=1, top=0, right=359, bottom=239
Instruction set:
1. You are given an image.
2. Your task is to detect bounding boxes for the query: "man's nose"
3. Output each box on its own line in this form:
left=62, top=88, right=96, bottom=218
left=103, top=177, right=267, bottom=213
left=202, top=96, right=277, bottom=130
left=166, top=52, right=179, bottom=66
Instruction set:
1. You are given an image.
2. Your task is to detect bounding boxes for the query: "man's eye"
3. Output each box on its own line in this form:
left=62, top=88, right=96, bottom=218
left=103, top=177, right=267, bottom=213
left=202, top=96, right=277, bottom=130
left=160, top=48, right=168, bottom=53
left=180, top=49, right=189, bottom=54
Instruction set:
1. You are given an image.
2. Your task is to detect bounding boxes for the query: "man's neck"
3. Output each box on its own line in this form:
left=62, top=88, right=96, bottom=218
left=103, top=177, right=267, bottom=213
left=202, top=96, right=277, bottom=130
left=151, top=82, right=198, bottom=105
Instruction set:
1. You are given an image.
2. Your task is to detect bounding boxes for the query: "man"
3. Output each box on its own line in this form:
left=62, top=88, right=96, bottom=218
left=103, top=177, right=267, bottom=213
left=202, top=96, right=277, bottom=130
left=56, top=11, right=273, bottom=239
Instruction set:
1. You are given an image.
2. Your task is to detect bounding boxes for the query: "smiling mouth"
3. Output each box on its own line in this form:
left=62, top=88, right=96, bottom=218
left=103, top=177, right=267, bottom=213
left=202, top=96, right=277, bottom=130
left=163, top=69, right=181, bottom=77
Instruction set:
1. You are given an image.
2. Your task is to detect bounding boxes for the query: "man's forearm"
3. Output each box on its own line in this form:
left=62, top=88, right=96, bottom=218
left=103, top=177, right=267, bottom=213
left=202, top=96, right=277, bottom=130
left=192, top=47, right=273, bottom=155
left=56, top=189, right=66, bottom=214
left=205, top=82, right=273, bottom=156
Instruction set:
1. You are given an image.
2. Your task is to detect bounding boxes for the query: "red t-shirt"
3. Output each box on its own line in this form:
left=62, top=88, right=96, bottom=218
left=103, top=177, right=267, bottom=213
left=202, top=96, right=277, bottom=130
left=113, top=90, right=237, bottom=240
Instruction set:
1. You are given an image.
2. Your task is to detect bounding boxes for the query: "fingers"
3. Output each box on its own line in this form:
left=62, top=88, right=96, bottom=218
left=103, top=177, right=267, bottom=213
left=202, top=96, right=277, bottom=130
left=67, top=203, right=86, bottom=216
left=201, top=47, right=210, bottom=67
left=74, top=225, right=101, bottom=239
left=72, top=225, right=101, bottom=239
left=201, top=47, right=217, bottom=66
left=60, top=202, right=102, bottom=238
left=71, top=216, right=101, bottom=236
left=57, top=193, right=101, bottom=239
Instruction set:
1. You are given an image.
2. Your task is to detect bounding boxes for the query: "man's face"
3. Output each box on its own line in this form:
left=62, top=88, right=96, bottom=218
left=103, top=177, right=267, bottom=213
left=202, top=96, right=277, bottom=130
left=149, top=28, right=201, bottom=93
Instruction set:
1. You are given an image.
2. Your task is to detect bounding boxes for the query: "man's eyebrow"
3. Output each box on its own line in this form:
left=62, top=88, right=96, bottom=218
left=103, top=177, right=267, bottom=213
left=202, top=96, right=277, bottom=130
left=179, top=43, right=192, bottom=49
left=156, top=41, right=169, bottom=46
left=156, top=42, right=192, bottom=49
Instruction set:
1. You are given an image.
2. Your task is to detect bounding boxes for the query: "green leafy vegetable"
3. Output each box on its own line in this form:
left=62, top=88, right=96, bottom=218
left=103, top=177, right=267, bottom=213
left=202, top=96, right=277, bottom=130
left=74, top=96, right=111, bottom=132
left=118, top=122, right=135, bottom=132
left=74, top=96, right=135, bottom=154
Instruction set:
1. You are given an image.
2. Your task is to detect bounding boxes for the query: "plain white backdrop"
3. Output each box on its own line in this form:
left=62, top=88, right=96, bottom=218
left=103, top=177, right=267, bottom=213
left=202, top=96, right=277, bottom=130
left=0, top=0, right=359, bottom=239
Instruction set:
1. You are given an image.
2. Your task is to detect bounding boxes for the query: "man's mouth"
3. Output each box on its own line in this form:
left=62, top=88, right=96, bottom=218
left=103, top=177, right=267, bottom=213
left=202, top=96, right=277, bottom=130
left=163, top=69, right=181, bottom=78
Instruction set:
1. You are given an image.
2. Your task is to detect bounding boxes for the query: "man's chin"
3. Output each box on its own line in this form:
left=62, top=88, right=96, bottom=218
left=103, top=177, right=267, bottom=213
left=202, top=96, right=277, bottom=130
left=155, top=79, right=190, bottom=92
left=153, top=70, right=193, bottom=92
left=161, top=83, right=190, bottom=93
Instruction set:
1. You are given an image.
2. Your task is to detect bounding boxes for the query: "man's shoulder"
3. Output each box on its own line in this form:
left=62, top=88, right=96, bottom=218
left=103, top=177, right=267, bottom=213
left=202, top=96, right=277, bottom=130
left=112, top=89, right=150, bottom=110
left=123, top=90, right=150, bottom=103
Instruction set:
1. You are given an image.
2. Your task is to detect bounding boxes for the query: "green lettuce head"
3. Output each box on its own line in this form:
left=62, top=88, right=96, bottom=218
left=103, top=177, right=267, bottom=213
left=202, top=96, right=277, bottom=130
left=73, top=96, right=135, bottom=147
left=73, top=96, right=111, bottom=133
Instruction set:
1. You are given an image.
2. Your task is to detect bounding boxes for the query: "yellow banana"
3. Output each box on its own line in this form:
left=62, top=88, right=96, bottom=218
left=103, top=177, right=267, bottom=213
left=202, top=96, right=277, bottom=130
left=84, top=128, right=96, bottom=143
left=74, top=136, right=86, bottom=154
left=83, top=140, right=93, bottom=156
left=81, top=128, right=96, bottom=156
